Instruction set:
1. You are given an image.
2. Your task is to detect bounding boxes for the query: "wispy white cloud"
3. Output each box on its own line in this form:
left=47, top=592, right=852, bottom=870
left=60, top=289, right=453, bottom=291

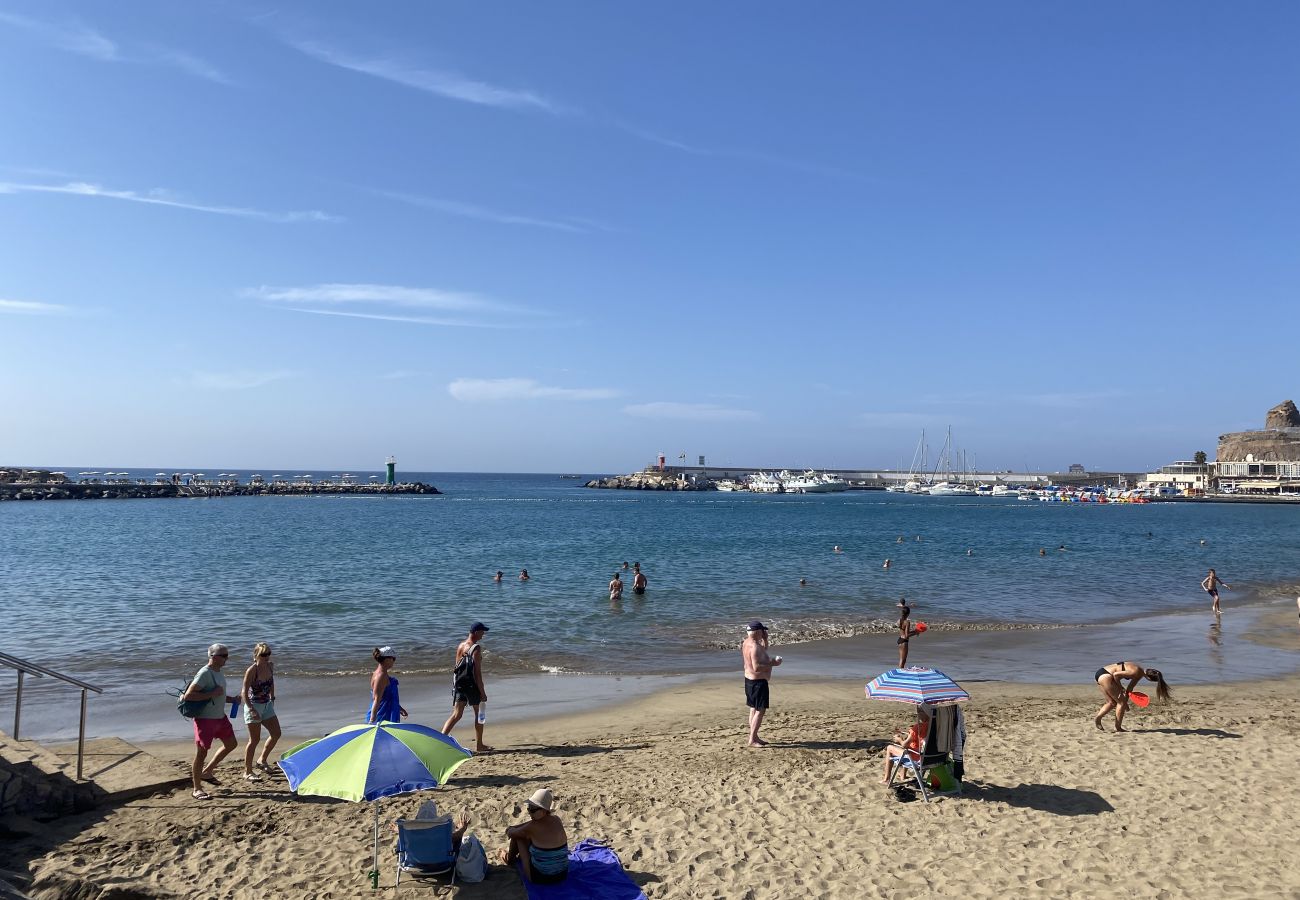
left=187, top=370, right=297, bottom=391
left=0, top=181, right=338, bottom=223
left=614, top=122, right=869, bottom=182
left=373, top=189, right=596, bottom=233
left=449, top=378, right=619, bottom=402
left=0, top=298, right=73, bottom=316
left=0, top=11, right=229, bottom=83
left=291, top=40, right=564, bottom=113
left=623, top=401, right=759, bottom=422
left=249, top=283, right=537, bottom=328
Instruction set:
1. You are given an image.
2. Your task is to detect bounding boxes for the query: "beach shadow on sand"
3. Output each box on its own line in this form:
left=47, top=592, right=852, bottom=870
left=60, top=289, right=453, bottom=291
left=774, top=738, right=888, bottom=752
left=1137, top=727, right=1242, bottom=739
left=961, top=781, right=1114, bottom=816
left=450, top=773, right=558, bottom=788
left=514, top=743, right=652, bottom=758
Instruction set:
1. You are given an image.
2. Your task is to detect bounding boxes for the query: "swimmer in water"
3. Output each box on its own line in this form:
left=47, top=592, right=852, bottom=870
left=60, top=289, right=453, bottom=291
left=1039, top=548, right=1047, bottom=556
left=915, top=535, right=922, bottom=542
left=799, top=578, right=806, bottom=586
left=966, top=549, right=973, bottom=556
left=519, top=569, right=530, bottom=581
left=896, top=536, right=904, bottom=544
left=493, top=570, right=503, bottom=583
left=833, top=545, right=842, bottom=554
left=882, top=559, right=891, bottom=570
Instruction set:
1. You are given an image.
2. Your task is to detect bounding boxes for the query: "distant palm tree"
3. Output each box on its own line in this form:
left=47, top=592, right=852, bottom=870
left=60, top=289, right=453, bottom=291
left=1194, top=450, right=1207, bottom=465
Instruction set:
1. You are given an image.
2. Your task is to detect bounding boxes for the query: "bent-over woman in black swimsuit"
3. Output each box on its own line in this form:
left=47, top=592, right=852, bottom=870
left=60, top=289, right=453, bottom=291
left=1093, top=662, right=1171, bottom=732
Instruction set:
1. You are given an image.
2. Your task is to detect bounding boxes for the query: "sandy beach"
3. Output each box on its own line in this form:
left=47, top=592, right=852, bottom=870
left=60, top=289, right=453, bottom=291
left=10, top=630, right=1300, bottom=900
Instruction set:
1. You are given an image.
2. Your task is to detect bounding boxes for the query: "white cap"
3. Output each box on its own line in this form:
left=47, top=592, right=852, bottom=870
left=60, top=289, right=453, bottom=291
left=377, top=645, right=396, bottom=658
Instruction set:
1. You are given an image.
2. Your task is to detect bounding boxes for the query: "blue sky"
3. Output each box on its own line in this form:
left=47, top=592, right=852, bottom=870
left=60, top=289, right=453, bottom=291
left=2, top=2, right=1297, bottom=473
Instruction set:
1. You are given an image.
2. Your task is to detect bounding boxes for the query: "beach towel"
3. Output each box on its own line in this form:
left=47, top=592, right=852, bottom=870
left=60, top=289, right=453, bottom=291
left=518, top=839, right=647, bottom=900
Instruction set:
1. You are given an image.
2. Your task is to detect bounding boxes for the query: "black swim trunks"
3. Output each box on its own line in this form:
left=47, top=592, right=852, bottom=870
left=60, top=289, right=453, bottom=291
left=744, top=677, right=769, bottom=710
left=1094, top=668, right=1108, bottom=684
left=453, top=682, right=482, bottom=706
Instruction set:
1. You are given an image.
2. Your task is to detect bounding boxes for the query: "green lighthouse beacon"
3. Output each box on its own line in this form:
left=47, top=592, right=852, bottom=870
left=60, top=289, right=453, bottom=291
left=385, top=455, right=396, bottom=486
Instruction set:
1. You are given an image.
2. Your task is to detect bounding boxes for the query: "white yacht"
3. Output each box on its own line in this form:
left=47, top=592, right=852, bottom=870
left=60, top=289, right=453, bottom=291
left=714, top=479, right=740, bottom=492
left=749, top=472, right=784, bottom=493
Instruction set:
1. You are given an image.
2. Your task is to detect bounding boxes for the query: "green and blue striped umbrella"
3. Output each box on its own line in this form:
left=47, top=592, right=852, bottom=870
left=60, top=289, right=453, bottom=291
left=279, top=721, right=472, bottom=802
left=865, top=666, right=970, bottom=705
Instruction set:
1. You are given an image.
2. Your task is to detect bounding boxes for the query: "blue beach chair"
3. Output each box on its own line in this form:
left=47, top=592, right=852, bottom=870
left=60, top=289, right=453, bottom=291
left=394, top=814, right=456, bottom=887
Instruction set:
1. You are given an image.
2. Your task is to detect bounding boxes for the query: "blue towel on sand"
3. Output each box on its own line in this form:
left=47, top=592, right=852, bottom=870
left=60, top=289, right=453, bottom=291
left=519, top=839, right=647, bottom=900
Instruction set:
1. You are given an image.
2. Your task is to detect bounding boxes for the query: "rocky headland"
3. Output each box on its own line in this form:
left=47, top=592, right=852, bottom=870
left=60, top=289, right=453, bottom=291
left=0, top=478, right=441, bottom=502
left=1217, top=399, right=1300, bottom=461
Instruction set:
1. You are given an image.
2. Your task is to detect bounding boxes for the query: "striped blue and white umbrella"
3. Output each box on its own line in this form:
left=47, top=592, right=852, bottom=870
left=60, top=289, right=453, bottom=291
left=865, top=666, right=970, bottom=705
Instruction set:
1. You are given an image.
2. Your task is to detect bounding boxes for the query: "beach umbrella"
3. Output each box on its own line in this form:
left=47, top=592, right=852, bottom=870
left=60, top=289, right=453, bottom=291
left=279, top=722, right=473, bottom=889
left=865, top=666, right=970, bottom=706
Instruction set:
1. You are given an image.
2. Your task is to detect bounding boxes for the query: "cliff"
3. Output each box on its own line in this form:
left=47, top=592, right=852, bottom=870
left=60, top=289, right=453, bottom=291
left=1217, top=400, right=1300, bottom=461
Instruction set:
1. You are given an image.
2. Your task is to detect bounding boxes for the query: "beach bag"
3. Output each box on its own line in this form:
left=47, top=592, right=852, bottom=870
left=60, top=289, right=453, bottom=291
left=177, top=672, right=211, bottom=718
left=455, top=833, right=487, bottom=882
left=177, top=695, right=207, bottom=718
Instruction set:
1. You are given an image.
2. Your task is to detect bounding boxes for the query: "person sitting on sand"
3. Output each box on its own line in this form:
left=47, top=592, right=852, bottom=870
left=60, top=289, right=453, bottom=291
left=1092, top=662, right=1171, bottom=732
left=182, top=643, right=240, bottom=801
left=881, top=704, right=932, bottom=784
left=499, top=789, right=569, bottom=885
left=367, top=646, right=407, bottom=724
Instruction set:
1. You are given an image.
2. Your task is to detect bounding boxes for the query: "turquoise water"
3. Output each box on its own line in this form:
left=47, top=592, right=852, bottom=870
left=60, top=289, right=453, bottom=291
left=4, top=472, right=1299, bottom=686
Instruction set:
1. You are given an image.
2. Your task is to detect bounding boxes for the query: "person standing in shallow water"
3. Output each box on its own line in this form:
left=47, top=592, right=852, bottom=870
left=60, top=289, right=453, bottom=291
left=1202, top=568, right=1231, bottom=617
left=608, top=572, right=623, bottom=602
left=632, top=562, right=647, bottom=595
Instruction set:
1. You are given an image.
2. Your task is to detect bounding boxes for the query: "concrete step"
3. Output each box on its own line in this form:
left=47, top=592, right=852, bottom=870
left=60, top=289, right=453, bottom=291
left=48, top=737, right=188, bottom=804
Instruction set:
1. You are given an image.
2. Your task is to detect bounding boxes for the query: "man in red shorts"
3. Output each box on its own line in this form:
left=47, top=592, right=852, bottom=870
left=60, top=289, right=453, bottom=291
left=183, top=642, right=239, bottom=800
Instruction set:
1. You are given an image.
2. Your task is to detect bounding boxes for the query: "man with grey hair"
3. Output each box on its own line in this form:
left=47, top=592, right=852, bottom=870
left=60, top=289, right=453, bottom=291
left=741, top=620, right=782, bottom=747
left=182, top=642, right=239, bottom=800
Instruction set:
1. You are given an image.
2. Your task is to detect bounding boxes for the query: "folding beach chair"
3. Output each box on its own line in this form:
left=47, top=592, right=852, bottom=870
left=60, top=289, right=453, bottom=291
left=394, top=814, right=456, bottom=887
left=888, top=705, right=963, bottom=803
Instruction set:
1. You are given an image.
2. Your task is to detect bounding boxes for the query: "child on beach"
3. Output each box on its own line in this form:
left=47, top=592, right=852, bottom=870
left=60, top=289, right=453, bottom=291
left=896, top=599, right=923, bottom=667
left=1201, top=568, right=1231, bottom=616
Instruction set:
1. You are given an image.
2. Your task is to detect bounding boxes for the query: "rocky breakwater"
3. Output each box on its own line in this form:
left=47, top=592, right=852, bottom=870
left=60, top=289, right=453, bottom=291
left=0, top=481, right=441, bottom=501
left=586, top=471, right=715, bottom=491
left=1217, top=399, right=1300, bottom=461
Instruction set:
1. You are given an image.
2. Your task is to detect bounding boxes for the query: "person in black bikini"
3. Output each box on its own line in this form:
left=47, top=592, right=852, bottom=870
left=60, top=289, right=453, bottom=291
left=1093, top=662, right=1172, bottom=732
left=896, top=598, right=922, bottom=667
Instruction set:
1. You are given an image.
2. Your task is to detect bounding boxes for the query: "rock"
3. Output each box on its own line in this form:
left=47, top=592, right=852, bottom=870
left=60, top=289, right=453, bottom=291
left=1218, top=399, right=1300, bottom=461
left=1266, top=400, right=1300, bottom=429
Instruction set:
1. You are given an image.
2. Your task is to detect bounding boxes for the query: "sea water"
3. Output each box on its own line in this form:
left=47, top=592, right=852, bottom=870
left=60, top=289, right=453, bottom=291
left=4, top=471, right=1299, bottom=680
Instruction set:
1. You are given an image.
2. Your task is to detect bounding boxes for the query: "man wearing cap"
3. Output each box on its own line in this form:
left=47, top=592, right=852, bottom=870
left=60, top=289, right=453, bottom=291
left=742, top=621, right=782, bottom=747
left=182, top=643, right=240, bottom=800
left=442, top=623, right=493, bottom=752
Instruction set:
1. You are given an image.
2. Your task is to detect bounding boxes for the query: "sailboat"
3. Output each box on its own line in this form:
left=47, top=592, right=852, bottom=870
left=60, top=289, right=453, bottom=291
left=895, top=430, right=931, bottom=493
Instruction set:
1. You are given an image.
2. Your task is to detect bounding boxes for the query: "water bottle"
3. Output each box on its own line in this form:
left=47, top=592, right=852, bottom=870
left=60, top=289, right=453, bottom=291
left=476, top=703, right=487, bottom=725
left=229, top=700, right=240, bottom=719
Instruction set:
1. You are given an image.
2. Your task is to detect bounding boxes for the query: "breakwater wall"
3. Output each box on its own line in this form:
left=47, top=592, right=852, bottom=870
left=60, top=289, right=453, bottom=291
left=0, top=481, right=440, bottom=502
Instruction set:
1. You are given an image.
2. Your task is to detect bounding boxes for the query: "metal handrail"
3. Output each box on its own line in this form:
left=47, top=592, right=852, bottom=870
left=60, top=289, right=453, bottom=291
left=0, top=651, right=104, bottom=781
